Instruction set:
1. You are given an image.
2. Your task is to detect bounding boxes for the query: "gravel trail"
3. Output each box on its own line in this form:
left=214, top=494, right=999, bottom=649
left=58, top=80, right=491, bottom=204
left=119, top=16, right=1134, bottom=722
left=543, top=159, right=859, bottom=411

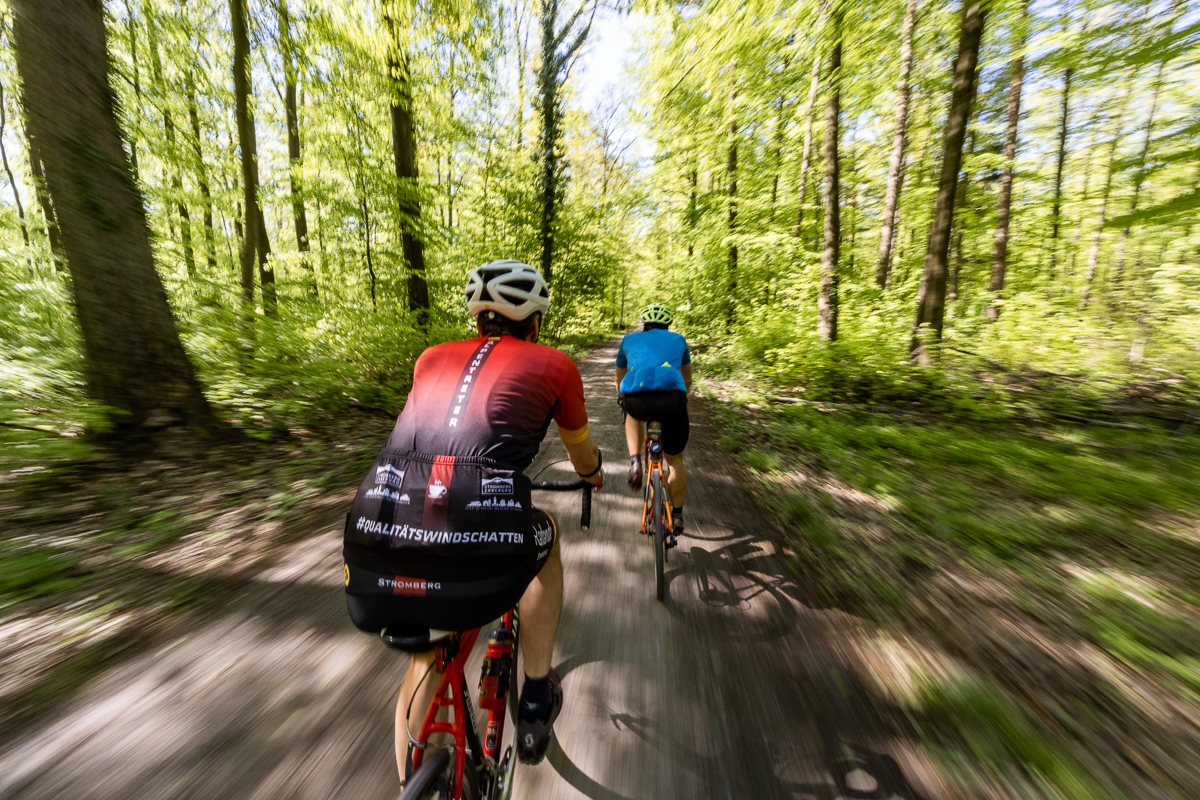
left=0, top=343, right=943, bottom=800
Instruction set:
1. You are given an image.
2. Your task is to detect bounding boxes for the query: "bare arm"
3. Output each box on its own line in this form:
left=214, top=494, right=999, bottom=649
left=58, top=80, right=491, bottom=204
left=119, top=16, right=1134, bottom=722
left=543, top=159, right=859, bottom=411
left=558, top=427, right=602, bottom=486
left=615, top=367, right=628, bottom=396
left=680, top=363, right=693, bottom=392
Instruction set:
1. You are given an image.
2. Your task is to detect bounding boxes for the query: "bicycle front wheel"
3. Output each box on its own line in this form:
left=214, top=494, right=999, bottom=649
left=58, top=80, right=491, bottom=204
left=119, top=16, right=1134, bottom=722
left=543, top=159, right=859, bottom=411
left=651, top=469, right=665, bottom=602
left=397, top=747, right=452, bottom=799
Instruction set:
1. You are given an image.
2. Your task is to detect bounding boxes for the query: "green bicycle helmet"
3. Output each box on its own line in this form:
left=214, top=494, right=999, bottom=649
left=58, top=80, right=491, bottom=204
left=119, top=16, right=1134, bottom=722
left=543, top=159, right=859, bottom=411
left=640, top=303, right=673, bottom=326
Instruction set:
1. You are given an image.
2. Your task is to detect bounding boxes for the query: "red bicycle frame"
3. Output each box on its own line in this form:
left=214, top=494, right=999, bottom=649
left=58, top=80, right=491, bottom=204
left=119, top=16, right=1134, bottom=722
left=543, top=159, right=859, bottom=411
left=409, top=609, right=515, bottom=799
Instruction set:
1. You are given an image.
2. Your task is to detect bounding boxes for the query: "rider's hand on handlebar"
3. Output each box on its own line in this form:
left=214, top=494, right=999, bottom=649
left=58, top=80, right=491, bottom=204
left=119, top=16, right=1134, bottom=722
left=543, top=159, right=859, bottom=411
left=581, top=447, right=603, bottom=491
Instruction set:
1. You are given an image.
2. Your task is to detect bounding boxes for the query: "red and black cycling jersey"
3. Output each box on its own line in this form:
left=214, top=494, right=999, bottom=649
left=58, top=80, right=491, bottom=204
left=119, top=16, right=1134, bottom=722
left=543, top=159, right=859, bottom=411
left=343, top=335, right=589, bottom=586
left=390, top=335, right=589, bottom=470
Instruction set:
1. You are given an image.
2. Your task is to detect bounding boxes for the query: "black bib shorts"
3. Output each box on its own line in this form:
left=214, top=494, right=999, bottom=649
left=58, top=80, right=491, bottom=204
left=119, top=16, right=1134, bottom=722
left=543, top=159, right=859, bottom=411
left=622, top=390, right=690, bottom=456
left=346, top=508, right=558, bottom=633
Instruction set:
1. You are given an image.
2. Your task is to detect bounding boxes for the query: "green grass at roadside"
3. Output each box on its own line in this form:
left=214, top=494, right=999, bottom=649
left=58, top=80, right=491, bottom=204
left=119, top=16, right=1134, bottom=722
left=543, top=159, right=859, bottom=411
left=712, top=395, right=1200, bottom=799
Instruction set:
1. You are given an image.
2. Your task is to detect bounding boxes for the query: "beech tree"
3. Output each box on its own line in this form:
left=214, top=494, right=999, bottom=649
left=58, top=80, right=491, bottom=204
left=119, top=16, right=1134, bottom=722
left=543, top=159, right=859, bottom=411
left=4, top=0, right=1199, bottom=449
left=987, top=0, right=1026, bottom=318
left=535, top=0, right=592, bottom=287
left=231, top=0, right=274, bottom=315
left=794, top=55, right=820, bottom=240
left=277, top=0, right=314, bottom=296
left=11, top=0, right=217, bottom=436
left=911, top=0, right=985, bottom=362
left=876, top=0, right=917, bottom=289
left=817, top=9, right=841, bottom=343
left=384, top=0, right=428, bottom=316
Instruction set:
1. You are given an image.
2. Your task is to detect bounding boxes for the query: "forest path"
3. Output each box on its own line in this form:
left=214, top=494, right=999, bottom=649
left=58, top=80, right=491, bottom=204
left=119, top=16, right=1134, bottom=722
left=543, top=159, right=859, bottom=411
left=0, top=343, right=946, bottom=800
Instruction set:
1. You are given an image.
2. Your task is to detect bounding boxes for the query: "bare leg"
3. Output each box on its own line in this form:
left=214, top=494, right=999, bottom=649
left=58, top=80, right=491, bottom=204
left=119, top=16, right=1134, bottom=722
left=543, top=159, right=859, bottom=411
left=518, top=532, right=563, bottom=679
left=664, top=452, right=688, bottom=508
left=395, top=650, right=439, bottom=777
left=624, top=414, right=644, bottom=458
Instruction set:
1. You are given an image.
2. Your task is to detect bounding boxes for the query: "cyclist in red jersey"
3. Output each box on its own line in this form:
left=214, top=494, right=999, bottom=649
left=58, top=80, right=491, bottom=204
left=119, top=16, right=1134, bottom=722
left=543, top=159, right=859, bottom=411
left=343, top=260, right=602, bottom=771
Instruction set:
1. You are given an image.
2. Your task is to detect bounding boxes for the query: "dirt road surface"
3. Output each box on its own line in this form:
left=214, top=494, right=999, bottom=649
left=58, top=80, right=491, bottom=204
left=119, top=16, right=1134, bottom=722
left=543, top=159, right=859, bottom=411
left=0, top=343, right=946, bottom=800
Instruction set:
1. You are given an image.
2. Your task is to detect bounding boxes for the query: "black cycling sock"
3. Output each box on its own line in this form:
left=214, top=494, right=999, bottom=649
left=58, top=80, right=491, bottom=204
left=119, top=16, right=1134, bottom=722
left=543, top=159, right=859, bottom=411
left=520, top=674, right=552, bottom=723
left=672, top=507, right=683, bottom=526
left=630, top=454, right=640, bottom=465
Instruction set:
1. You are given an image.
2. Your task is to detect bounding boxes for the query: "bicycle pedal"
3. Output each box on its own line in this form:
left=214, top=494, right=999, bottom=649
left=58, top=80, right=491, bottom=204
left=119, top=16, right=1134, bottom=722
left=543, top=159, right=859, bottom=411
left=665, top=536, right=677, bottom=550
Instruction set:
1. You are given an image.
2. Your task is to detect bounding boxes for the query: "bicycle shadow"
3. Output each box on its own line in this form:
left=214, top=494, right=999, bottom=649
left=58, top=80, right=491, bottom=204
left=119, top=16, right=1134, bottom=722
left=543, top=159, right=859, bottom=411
left=658, top=535, right=802, bottom=644
left=596, top=710, right=925, bottom=800
left=655, top=519, right=935, bottom=799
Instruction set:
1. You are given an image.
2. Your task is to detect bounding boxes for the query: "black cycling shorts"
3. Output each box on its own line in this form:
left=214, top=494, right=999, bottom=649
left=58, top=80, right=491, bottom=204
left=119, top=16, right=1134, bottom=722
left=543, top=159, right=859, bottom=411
left=622, top=390, right=689, bottom=456
left=346, top=508, right=558, bottom=633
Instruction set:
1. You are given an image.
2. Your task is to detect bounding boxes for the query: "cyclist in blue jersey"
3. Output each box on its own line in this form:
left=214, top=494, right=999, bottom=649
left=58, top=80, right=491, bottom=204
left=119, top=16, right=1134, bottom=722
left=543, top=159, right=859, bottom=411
left=615, top=303, right=692, bottom=535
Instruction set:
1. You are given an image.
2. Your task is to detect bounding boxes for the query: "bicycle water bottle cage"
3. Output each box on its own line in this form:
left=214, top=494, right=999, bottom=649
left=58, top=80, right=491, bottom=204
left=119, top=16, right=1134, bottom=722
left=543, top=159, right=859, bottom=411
left=381, top=625, right=452, bottom=653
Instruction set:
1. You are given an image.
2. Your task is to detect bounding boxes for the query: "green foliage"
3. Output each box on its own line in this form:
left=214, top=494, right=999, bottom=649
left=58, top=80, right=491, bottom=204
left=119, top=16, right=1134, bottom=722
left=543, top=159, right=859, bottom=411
left=0, top=542, right=81, bottom=608
left=741, top=447, right=780, bottom=472
left=629, top=0, right=1200, bottom=409
left=920, top=677, right=1107, bottom=800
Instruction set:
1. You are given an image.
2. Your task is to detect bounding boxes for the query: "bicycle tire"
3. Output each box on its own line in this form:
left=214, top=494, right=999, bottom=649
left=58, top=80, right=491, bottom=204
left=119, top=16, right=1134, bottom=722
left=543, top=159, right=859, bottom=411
left=397, top=747, right=452, bottom=800
left=507, top=612, right=521, bottom=726
left=651, top=469, right=665, bottom=602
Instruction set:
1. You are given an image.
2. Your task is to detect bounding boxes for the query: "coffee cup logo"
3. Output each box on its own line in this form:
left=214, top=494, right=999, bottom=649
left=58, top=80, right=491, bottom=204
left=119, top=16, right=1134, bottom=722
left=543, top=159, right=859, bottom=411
left=428, top=480, right=448, bottom=499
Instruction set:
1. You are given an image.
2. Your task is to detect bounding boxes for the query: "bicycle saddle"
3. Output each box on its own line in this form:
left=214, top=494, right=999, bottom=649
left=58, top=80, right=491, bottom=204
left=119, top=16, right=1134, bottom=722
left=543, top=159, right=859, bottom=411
left=380, top=625, right=452, bottom=653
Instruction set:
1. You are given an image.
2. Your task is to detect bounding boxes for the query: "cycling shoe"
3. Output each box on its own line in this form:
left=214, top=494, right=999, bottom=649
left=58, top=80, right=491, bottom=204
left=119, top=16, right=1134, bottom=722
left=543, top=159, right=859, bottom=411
left=517, top=669, right=563, bottom=765
left=628, top=457, right=642, bottom=490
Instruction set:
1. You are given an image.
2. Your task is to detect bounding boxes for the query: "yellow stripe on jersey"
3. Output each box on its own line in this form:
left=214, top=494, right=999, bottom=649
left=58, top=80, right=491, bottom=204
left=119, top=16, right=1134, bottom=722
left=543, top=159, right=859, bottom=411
left=557, top=423, right=590, bottom=444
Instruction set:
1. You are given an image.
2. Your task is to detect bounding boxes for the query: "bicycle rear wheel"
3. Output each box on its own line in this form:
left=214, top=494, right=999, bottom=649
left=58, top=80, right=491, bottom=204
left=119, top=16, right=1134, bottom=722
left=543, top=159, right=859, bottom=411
left=397, top=747, right=452, bottom=799
left=651, top=469, right=665, bottom=602
left=506, top=611, right=521, bottom=725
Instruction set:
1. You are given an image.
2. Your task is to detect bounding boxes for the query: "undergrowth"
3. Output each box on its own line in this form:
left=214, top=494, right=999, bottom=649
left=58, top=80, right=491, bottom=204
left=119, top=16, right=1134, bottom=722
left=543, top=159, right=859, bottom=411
left=709, top=389, right=1200, bottom=799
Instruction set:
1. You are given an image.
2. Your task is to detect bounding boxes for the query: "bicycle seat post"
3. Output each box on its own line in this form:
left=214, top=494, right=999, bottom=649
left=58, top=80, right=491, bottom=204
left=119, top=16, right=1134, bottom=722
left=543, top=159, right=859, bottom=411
left=646, top=421, right=664, bottom=463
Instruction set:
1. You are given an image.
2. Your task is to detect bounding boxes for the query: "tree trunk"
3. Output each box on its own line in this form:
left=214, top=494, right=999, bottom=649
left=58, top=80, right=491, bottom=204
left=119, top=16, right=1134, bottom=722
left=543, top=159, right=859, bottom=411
left=186, top=69, right=217, bottom=270
left=1110, top=62, right=1164, bottom=302
left=846, top=137, right=858, bottom=277
left=950, top=114, right=979, bottom=303
left=795, top=56, right=820, bottom=239
left=0, top=83, right=30, bottom=247
left=1067, top=127, right=1101, bottom=277
left=769, top=61, right=787, bottom=219
left=231, top=0, right=269, bottom=314
left=687, top=165, right=697, bottom=258
left=145, top=3, right=195, bottom=278
left=27, top=131, right=65, bottom=266
left=257, top=208, right=274, bottom=309
left=1079, top=78, right=1136, bottom=311
left=12, top=0, right=218, bottom=438
left=124, top=0, right=140, bottom=183
left=534, top=0, right=591, bottom=290
left=818, top=15, right=842, bottom=343
left=876, top=0, right=917, bottom=288
left=278, top=0, right=315, bottom=298
left=986, top=0, right=1027, bottom=318
left=384, top=3, right=428, bottom=315
left=727, top=82, right=738, bottom=330
left=360, top=188, right=376, bottom=308
left=1045, top=67, right=1072, bottom=281
left=911, top=0, right=986, bottom=362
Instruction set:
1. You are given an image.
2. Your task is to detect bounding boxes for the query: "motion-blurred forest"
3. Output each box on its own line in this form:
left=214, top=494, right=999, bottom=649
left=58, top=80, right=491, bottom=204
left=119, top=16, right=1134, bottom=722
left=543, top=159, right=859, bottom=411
left=3, top=0, right=1200, bottom=796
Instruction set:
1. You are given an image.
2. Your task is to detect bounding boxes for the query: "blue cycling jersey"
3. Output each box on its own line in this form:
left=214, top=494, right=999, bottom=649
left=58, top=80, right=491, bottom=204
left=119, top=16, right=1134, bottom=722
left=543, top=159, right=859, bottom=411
left=616, top=329, right=691, bottom=394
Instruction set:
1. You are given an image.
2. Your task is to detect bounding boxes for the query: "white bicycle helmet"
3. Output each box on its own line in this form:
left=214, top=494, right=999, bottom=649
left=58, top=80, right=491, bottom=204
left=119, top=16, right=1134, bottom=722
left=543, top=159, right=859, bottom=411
left=640, top=303, right=673, bottom=326
left=464, top=260, right=551, bottom=321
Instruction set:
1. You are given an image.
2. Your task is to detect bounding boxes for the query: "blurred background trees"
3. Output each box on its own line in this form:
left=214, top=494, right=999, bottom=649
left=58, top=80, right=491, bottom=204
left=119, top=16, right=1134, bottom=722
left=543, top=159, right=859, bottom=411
left=0, top=0, right=1197, bottom=447
left=1, top=0, right=638, bottom=446
left=635, top=0, right=1200, bottom=397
